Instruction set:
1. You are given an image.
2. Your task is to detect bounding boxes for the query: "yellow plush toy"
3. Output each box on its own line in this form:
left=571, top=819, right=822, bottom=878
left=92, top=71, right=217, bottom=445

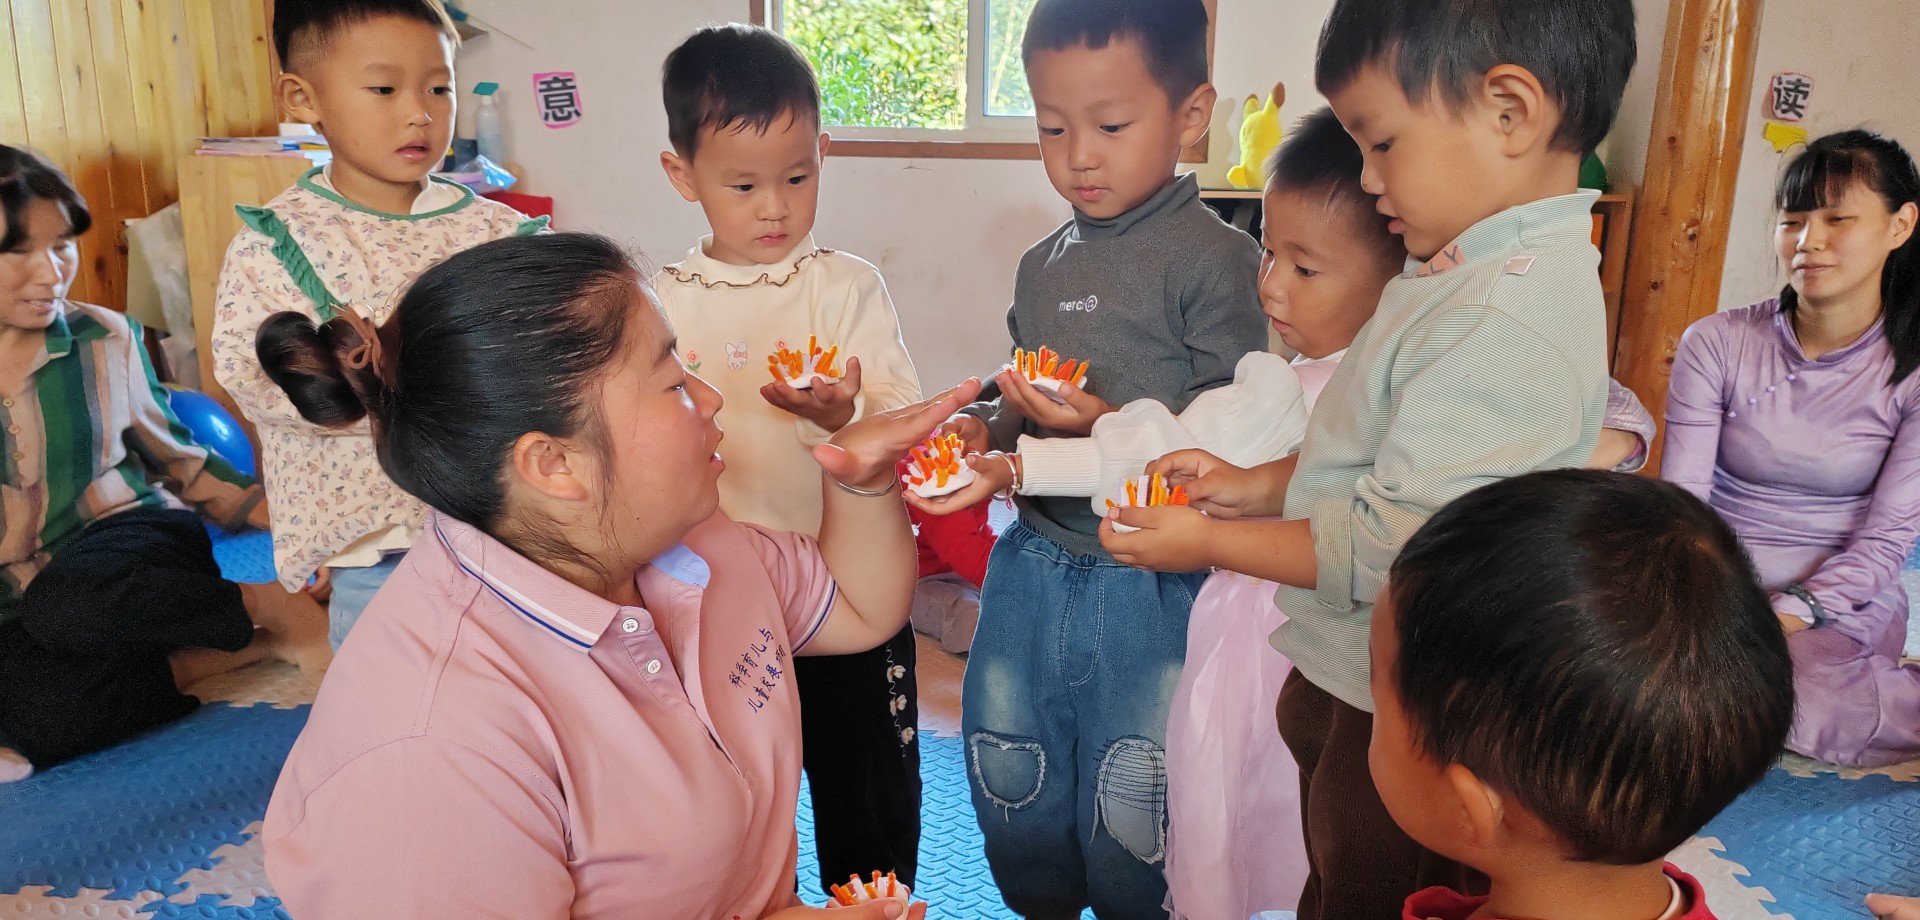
left=1227, top=82, right=1286, bottom=190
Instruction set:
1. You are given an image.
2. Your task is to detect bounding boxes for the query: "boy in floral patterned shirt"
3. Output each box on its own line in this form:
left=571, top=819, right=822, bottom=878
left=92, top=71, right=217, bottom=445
left=212, top=0, right=544, bottom=648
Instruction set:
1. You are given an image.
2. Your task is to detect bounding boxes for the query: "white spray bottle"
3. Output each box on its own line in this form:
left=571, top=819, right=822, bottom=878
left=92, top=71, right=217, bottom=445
left=474, top=81, right=505, bottom=164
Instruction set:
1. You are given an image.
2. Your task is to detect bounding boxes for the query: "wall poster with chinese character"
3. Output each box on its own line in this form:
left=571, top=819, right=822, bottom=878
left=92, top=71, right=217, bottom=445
left=534, top=71, right=584, bottom=129
left=1769, top=72, right=1813, bottom=124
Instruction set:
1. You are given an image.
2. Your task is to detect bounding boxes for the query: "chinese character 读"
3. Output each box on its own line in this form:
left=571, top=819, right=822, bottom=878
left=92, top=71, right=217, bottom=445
left=1770, top=73, right=1812, bottom=122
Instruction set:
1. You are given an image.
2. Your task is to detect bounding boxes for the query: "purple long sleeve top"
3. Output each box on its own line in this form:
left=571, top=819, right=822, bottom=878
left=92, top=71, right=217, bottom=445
left=1664, top=299, right=1920, bottom=654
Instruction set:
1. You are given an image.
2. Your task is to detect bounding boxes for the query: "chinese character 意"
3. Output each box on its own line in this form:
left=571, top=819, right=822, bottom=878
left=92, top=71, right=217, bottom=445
left=1770, top=73, right=1812, bottom=123
left=534, top=72, right=583, bottom=128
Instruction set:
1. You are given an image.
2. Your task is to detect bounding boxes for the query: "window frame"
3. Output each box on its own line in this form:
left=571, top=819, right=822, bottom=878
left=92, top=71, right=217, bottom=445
left=751, top=0, right=1213, bottom=161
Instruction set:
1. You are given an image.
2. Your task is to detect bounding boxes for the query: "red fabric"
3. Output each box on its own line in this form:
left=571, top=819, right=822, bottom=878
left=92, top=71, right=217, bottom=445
left=899, top=460, right=994, bottom=587
left=484, top=191, right=554, bottom=220
left=1403, top=864, right=1717, bottom=920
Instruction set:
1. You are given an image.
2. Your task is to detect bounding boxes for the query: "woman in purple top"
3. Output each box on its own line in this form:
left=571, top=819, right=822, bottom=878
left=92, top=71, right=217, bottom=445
left=1664, top=129, right=1920, bottom=767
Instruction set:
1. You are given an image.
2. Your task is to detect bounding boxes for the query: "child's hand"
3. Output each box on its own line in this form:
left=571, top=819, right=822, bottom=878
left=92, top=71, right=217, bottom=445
left=1866, top=893, right=1920, bottom=920
left=1148, top=449, right=1272, bottom=519
left=939, top=412, right=991, bottom=455
left=305, top=567, right=334, bottom=604
left=997, top=368, right=1114, bottom=435
left=906, top=452, right=1015, bottom=516
left=1777, top=612, right=1812, bottom=636
left=813, top=378, right=984, bottom=491
left=1100, top=505, right=1219, bottom=571
left=768, top=901, right=926, bottom=920
left=1588, top=427, right=1644, bottom=471
left=764, top=356, right=864, bottom=432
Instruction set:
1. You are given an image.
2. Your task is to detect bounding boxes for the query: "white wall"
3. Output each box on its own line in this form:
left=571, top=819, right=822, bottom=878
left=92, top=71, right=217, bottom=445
left=1600, top=0, right=1672, bottom=186
left=453, top=0, right=1672, bottom=388
left=1715, top=0, right=1920, bottom=311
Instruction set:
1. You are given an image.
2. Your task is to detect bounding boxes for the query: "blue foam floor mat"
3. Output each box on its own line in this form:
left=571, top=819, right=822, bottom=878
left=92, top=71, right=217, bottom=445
left=2, top=529, right=1916, bottom=918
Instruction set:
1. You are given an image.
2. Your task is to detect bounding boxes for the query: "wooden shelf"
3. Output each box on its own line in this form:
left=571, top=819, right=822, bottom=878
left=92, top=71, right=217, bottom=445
left=1593, top=188, right=1637, bottom=369
left=1199, top=188, right=1263, bottom=200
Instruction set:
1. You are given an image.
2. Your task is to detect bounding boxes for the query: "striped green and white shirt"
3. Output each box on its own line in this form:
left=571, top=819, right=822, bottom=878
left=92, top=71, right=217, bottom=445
left=1271, top=192, right=1609, bottom=712
left=1, top=302, right=257, bottom=614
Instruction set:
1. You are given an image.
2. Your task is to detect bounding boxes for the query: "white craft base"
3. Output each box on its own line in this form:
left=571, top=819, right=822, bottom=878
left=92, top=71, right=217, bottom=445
left=782, top=371, right=841, bottom=390
left=1004, top=367, right=1073, bottom=404
left=830, top=876, right=913, bottom=909
left=906, top=465, right=978, bottom=499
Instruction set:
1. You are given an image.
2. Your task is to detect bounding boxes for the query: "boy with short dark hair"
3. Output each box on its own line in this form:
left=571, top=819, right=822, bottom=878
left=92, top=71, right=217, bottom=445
left=653, top=23, right=926, bottom=898
left=1372, top=469, right=1794, bottom=920
left=214, top=0, right=545, bottom=649
left=1096, top=0, right=1637, bottom=915
left=1279, top=0, right=1638, bottom=912
left=941, top=0, right=1265, bottom=915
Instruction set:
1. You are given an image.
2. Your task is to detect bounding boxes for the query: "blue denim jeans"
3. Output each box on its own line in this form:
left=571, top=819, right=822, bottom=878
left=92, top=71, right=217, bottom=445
left=325, top=553, right=403, bottom=650
left=961, top=519, right=1205, bottom=919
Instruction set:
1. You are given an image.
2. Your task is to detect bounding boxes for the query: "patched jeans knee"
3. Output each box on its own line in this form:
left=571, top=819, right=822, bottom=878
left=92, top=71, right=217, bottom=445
left=970, top=730, right=1047, bottom=810
left=1095, top=736, right=1167, bottom=863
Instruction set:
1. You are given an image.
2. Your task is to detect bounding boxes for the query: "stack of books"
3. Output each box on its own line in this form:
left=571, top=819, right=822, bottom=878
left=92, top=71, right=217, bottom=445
left=194, top=135, right=330, bottom=160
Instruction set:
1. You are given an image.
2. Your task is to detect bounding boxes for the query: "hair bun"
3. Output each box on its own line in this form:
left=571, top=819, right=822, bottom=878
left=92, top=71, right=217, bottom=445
left=256, top=311, right=381, bottom=427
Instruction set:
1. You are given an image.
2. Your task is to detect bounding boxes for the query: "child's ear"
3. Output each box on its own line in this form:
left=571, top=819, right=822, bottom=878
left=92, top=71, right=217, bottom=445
left=818, top=131, right=832, bottom=162
left=1444, top=763, right=1506, bottom=850
left=1480, top=64, right=1552, bottom=157
left=659, top=150, right=701, bottom=204
left=510, top=431, right=592, bottom=503
left=1176, top=83, right=1219, bottom=151
left=276, top=72, right=322, bottom=128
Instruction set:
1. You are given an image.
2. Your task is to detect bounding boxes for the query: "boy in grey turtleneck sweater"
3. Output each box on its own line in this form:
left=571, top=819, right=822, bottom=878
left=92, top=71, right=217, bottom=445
left=930, top=0, right=1264, bottom=913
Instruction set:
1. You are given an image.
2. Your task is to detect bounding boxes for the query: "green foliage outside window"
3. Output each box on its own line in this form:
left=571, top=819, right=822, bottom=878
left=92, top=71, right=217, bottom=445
left=782, top=0, right=1038, bottom=130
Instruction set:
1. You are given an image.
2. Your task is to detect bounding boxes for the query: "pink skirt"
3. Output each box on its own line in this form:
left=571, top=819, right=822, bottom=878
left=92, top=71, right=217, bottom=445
left=1164, top=570, right=1307, bottom=920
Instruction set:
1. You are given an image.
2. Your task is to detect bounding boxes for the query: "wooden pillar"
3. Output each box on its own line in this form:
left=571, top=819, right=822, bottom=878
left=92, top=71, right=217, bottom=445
left=1613, top=0, right=1764, bottom=473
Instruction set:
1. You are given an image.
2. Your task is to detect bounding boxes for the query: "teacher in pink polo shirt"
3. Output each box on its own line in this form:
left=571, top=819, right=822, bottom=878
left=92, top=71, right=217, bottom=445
left=256, top=233, right=969, bottom=920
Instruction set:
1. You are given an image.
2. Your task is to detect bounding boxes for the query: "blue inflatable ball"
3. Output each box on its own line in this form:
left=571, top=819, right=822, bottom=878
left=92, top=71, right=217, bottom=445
left=165, top=387, right=256, bottom=478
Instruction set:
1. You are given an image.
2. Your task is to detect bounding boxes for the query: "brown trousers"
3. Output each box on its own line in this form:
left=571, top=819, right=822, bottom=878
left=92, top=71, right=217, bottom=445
left=1275, top=670, right=1485, bottom=920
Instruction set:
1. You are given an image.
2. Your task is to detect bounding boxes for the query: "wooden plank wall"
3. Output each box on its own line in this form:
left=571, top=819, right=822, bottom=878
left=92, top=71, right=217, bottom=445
left=0, top=0, right=276, bottom=313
